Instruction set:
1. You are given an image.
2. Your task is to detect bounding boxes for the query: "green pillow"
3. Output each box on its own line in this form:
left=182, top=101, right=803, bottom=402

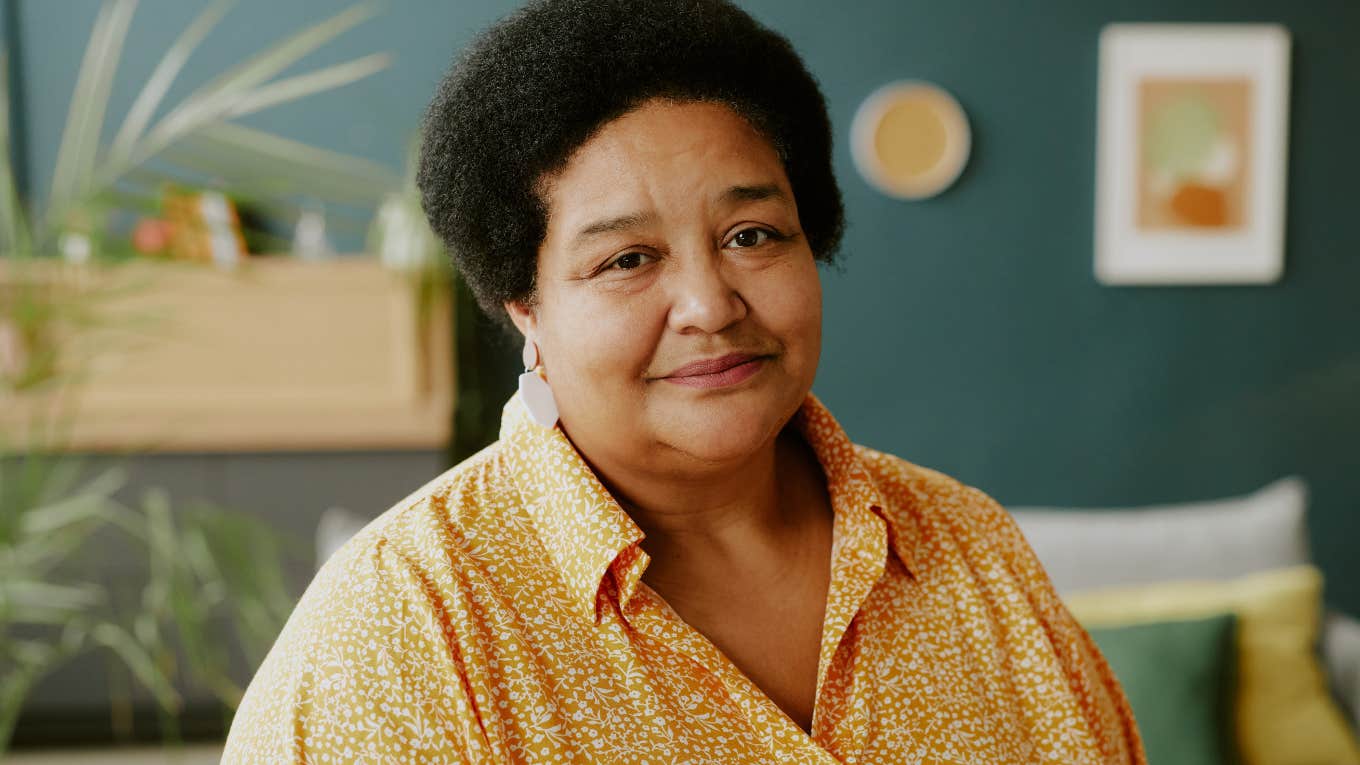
left=1087, top=613, right=1238, bottom=765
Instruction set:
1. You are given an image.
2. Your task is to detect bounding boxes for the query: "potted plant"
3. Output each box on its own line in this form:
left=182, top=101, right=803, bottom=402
left=0, top=0, right=402, bottom=753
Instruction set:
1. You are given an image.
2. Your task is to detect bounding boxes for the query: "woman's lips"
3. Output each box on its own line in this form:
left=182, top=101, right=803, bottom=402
left=661, top=354, right=767, bottom=389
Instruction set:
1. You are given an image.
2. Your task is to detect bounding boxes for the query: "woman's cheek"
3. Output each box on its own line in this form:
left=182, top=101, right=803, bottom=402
left=778, top=262, right=823, bottom=385
left=765, top=257, right=822, bottom=337
left=572, top=295, right=663, bottom=385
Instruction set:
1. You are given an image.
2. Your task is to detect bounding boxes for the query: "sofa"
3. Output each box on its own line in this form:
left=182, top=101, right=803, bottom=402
left=1010, top=476, right=1360, bottom=765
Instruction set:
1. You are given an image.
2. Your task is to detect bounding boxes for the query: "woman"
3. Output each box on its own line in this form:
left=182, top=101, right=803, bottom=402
left=224, top=0, right=1145, bottom=762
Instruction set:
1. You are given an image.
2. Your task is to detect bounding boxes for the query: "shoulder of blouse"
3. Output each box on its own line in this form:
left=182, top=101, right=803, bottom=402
left=845, top=443, right=1037, bottom=565
left=310, top=438, right=522, bottom=600
left=848, top=443, right=1003, bottom=520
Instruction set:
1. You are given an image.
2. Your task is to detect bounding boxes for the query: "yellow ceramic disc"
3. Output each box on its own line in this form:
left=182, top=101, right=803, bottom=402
left=852, top=81, right=971, bottom=200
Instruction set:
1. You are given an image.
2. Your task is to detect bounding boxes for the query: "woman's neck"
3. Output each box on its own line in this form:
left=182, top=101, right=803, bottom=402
left=581, top=423, right=829, bottom=580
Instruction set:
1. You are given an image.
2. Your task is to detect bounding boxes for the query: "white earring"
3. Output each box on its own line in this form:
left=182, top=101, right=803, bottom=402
left=518, top=339, right=559, bottom=428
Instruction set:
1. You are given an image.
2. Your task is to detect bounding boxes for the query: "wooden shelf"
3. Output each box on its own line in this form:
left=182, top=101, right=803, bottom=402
left=1, top=257, right=453, bottom=453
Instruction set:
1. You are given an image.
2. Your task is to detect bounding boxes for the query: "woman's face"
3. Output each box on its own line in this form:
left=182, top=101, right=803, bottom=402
left=507, top=98, right=822, bottom=470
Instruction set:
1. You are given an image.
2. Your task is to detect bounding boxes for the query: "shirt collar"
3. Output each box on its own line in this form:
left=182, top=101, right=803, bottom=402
left=793, top=393, right=920, bottom=579
left=500, top=393, right=646, bottom=624
left=499, top=390, right=918, bottom=624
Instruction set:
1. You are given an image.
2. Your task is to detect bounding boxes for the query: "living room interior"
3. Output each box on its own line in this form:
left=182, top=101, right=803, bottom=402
left=1, top=1, right=1356, bottom=763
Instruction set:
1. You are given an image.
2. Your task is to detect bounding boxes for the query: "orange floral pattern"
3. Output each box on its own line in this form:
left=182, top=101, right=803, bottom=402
left=223, top=392, right=1145, bottom=763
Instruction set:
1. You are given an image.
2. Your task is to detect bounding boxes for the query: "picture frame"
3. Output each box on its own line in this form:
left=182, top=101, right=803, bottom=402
left=1094, top=24, right=1291, bottom=285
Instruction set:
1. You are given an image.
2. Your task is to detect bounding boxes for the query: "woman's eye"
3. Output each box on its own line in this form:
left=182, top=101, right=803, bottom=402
left=608, top=251, right=651, bottom=271
left=730, top=228, right=773, bottom=248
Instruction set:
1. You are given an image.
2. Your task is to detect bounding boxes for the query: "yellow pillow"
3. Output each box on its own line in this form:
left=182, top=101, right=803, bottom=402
left=1064, top=565, right=1360, bottom=765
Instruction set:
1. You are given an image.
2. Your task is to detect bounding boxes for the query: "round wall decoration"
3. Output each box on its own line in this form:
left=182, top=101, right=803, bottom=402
left=850, top=80, right=972, bottom=200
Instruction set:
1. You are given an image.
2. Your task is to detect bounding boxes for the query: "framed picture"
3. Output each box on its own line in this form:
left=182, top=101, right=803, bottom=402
left=1094, top=24, right=1291, bottom=285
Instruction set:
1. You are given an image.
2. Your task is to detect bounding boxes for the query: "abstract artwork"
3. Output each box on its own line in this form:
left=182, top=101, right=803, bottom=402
left=1095, top=25, right=1291, bottom=285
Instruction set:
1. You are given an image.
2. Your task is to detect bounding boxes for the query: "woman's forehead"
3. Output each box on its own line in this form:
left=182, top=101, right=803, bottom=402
left=541, top=100, right=793, bottom=225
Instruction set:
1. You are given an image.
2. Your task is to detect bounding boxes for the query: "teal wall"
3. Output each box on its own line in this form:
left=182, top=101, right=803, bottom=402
left=10, top=1, right=1358, bottom=613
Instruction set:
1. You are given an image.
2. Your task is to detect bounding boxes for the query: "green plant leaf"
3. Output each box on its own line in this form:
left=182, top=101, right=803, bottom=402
left=1, top=452, right=89, bottom=536
left=184, top=1, right=376, bottom=106
left=3, top=526, right=98, bottom=579
left=106, top=0, right=233, bottom=168
left=112, top=1, right=380, bottom=181
left=0, top=650, right=45, bottom=751
left=47, top=0, right=138, bottom=226
left=165, top=120, right=397, bottom=202
left=186, top=502, right=301, bottom=659
left=89, top=621, right=180, bottom=712
left=0, top=54, right=32, bottom=253
left=179, top=524, right=222, bottom=588
left=168, top=578, right=211, bottom=677
left=139, top=487, right=176, bottom=623
left=225, top=52, right=391, bottom=120
left=4, top=638, right=57, bottom=670
left=17, top=465, right=126, bottom=535
left=160, top=121, right=398, bottom=207
left=0, top=580, right=103, bottom=617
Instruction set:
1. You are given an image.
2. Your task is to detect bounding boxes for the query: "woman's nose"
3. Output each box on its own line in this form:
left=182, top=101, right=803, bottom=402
left=665, top=248, right=748, bottom=335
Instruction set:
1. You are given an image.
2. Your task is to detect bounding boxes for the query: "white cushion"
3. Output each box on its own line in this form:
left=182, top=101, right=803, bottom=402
left=1009, top=476, right=1309, bottom=594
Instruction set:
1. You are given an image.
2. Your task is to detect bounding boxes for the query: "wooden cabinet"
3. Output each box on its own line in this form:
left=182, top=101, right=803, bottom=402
left=1, top=257, right=453, bottom=452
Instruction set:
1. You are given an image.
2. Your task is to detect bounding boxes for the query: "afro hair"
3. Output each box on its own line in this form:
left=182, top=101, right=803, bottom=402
left=416, top=0, right=845, bottom=324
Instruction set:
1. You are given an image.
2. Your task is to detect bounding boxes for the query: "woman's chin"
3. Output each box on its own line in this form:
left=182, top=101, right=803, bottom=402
left=656, top=400, right=790, bottom=464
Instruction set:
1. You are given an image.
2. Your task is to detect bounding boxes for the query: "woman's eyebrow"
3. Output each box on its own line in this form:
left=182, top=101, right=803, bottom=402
left=718, top=183, right=787, bottom=206
left=572, top=212, right=655, bottom=248
left=570, top=184, right=787, bottom=248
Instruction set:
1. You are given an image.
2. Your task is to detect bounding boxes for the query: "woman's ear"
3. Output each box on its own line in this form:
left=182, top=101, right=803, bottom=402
left=503, top=300, right=536, bottom=339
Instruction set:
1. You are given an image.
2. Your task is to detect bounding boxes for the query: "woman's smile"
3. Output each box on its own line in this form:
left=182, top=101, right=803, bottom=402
left=659, top=353, right=769, bottom=389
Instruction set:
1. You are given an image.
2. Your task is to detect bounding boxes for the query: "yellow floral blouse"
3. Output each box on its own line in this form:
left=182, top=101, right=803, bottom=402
left=223, top=392, right=1145, bottom=764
